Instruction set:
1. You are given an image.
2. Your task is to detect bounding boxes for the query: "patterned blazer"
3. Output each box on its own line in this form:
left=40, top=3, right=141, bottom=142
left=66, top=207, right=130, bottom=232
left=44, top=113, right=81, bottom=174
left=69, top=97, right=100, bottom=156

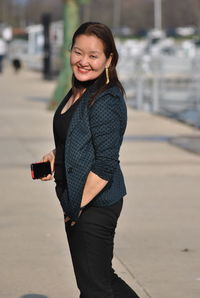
left=59, top=85, right=127, bottom=221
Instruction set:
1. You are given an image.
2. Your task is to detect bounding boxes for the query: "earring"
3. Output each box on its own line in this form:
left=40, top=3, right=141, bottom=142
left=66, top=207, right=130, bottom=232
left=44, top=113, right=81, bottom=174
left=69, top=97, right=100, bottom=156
left=105, top=67, right=110, bottom=84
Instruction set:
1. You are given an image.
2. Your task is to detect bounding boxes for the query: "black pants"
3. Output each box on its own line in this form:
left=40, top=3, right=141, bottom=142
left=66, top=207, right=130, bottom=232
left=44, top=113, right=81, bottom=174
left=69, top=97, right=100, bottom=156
left=64, top=199, right=140, bottom=298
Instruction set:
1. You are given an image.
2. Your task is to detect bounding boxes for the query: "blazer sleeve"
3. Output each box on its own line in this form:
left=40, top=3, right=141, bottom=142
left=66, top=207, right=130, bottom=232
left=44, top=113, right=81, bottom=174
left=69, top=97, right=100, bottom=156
left=89, top=92, right=126, bottom=181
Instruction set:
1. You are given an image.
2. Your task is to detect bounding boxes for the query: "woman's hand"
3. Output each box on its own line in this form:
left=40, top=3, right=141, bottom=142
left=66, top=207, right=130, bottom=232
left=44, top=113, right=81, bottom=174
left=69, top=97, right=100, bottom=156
left=64, top=210, right=83, bottom=226
left=40, top=149, right=55, bottom=181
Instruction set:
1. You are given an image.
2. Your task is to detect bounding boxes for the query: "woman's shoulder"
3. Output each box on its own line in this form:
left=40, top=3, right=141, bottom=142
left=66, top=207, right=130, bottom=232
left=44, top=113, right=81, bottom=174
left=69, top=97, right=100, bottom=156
left=96, top=85, right=124, bottom=100
left=88, top=85, right=127, bottom=118
left=92, top=86, right=126, bottom=110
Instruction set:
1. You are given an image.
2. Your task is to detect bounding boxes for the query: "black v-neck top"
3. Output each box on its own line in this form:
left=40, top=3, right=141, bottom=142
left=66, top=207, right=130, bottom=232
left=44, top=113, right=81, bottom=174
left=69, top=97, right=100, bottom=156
left=53, top=91, right=81, bottom=184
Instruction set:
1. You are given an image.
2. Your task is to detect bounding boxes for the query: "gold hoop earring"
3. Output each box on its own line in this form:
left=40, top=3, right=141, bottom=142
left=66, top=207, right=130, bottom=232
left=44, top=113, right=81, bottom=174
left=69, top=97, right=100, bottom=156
left=105, top=67, right=110, bottom=84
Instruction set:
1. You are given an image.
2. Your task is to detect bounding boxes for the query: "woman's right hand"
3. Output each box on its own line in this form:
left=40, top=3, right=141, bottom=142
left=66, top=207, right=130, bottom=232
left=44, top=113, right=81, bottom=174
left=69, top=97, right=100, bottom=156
left=40, top=149, right=55, bottom=181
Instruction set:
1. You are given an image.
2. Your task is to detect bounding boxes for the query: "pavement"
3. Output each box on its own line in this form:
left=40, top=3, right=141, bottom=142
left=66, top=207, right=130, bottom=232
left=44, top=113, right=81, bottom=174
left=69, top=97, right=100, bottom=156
left=0, top=65, right=200, bottom=298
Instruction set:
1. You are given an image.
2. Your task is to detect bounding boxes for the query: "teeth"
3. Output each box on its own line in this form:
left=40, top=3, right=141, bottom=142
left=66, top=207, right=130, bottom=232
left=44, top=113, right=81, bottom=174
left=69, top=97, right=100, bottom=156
left=78, top=67, right=90, bottom=71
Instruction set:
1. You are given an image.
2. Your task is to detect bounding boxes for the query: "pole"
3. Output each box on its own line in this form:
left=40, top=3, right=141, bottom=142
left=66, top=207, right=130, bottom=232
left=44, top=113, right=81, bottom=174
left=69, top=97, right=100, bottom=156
left=113, top=0, right=121, bottom=30
left=42, top=13, right=52, bottom=80
left=154, top=0, right=162, bottom=30
left=49, top=0, right=79, bottom=109
left=152, top=57, right=160, bottom=112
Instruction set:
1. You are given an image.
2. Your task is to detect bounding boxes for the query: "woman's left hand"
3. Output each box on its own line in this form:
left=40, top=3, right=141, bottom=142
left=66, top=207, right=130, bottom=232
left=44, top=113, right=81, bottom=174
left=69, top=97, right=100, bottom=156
left=64, top=215, right=71, bottom=223
left=64, top=210, right=83, bottom=226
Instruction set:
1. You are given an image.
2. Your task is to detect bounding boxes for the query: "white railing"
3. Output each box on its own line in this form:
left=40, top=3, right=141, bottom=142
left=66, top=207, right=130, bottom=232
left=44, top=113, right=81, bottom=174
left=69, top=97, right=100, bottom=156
left=118, top=53, right=200, bottom=117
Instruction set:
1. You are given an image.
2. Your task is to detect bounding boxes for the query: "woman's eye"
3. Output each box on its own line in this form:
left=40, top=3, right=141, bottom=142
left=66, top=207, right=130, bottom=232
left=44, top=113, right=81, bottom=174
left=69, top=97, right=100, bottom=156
left=74, top=51, right=81, bottom=55
left=90, top=55, right=98, bottom=59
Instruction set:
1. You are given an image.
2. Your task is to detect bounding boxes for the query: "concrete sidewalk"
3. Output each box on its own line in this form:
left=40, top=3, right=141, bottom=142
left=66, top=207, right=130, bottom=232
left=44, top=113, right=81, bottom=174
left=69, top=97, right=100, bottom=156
left=0, top=66, right=200, bottom=298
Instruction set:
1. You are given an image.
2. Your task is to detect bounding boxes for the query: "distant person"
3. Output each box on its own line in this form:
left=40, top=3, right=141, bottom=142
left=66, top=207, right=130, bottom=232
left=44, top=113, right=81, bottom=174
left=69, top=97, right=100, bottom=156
left=0, top=36, right=7, bottom=73
left=36, top=22, right=140, bottom=298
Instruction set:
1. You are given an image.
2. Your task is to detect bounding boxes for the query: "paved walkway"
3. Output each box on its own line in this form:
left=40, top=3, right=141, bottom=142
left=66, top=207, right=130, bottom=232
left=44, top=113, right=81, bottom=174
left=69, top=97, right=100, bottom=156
left=0, top=65, right=200, bottom=298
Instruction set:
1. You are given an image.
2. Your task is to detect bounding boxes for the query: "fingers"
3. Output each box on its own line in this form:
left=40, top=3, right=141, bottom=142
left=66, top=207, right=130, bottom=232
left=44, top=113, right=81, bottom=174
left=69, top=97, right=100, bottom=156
left=41, top=151, right=54, bottom=163
left=64, top=209, right=83, bottom=227
left=42, top=156, right=49, bottom=163
left=64, top=216, right=76, bottom=226
left=50, top=160, right=55, bottom=172
left=64, top=216, right=70, bottom=223
left=42, top=154, right=55, bottom=172
left=40, top=155, right=48, bottom=162
left=35, top=151, right=55, bottom=182
left=40, top=174, right=53, bottom=181
left=70, top=210, right=82, bottom=226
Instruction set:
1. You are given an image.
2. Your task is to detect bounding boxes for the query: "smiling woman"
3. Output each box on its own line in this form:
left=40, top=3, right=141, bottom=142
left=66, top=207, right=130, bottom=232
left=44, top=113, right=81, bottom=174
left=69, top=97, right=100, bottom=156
left=39, top=22, right=140, bottom=298
left=70, top=34, right=112, bottom=82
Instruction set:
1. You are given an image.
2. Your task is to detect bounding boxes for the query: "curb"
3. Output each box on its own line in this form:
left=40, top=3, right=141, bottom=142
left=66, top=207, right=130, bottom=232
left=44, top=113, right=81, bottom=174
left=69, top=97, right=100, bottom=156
left=113, top=255, right=151, bottom=298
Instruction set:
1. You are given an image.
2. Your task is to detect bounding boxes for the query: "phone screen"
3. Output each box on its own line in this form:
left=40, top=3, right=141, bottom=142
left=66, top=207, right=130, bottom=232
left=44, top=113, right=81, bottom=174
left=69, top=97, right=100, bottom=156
left=31, top=162, right=51, bottom=179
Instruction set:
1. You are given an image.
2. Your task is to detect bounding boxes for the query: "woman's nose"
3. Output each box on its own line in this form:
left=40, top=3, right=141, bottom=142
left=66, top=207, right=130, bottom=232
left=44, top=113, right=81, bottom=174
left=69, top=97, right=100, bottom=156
left=79, top=55, right=89, bottom=66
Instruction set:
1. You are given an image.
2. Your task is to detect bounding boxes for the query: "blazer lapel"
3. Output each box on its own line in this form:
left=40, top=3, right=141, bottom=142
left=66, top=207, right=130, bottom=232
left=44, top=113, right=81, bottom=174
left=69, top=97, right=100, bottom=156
left=67, top=86, right=91, bottom=138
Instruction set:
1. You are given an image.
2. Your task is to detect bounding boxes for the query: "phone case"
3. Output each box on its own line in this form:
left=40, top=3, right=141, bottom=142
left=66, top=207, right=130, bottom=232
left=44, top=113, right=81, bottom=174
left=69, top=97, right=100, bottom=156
left=31, top=161, right=51, bottom=179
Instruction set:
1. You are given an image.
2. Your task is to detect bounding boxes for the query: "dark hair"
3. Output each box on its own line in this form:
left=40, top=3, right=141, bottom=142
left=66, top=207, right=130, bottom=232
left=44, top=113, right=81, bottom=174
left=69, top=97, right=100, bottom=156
left=71, top=22, right=125, bottom=104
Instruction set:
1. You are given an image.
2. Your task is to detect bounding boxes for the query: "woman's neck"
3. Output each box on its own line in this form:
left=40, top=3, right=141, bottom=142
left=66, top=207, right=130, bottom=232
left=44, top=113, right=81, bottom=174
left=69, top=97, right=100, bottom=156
left=72, top=88, right=86, bottom=102
left=72, top=77, right=96, bottom=102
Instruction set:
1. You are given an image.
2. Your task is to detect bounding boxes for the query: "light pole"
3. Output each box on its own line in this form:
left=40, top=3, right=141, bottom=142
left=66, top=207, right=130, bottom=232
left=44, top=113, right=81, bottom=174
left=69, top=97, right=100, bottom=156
left=154, top=0, right=162, bottom=30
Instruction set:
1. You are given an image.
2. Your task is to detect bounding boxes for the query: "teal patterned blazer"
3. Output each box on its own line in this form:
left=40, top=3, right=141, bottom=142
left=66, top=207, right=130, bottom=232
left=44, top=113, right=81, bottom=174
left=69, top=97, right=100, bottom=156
left=59, top=84, right=127, bottom=221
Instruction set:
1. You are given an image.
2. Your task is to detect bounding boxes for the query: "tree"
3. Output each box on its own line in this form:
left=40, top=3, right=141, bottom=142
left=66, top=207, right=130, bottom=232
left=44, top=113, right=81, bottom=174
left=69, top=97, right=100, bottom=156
left=49, top=0, right=80, bottom=109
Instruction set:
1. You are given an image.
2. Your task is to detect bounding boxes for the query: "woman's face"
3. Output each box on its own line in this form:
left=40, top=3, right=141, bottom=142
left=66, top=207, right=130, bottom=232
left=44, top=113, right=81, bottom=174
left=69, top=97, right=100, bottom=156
left=70, top=34, right=112, bottom=82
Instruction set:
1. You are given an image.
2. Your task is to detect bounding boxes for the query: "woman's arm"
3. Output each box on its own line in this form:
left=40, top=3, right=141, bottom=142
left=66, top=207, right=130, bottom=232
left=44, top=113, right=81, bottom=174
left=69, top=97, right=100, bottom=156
left=80, top=93, right=126, bottom=208
left=80, top=171, right=108, bottom=207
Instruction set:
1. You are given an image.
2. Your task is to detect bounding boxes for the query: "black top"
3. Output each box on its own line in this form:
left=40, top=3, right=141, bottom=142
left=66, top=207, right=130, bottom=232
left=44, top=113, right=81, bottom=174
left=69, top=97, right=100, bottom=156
left=53, top=91, right=80, bottom=184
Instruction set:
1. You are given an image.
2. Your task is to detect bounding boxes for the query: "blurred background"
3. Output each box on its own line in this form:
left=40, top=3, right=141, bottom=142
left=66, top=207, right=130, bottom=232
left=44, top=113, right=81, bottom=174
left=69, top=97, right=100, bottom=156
left=1, top=2, right=200, bottom=298
left=1, top=0, right=200, bottom=125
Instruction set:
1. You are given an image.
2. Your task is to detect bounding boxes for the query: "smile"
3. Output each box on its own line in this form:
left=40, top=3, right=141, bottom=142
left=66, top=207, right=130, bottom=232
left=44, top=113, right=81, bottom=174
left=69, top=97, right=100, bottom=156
left=77, top=66, right=92, bottom=74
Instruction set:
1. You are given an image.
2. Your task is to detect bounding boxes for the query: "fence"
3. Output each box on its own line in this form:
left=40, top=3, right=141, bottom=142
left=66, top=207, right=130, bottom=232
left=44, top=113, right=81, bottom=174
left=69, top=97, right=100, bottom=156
left=117, top=51, right=200, bottom=126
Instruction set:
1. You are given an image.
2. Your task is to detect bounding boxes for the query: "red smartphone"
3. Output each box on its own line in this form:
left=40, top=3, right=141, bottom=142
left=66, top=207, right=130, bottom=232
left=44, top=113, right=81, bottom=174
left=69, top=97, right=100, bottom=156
left=30, top=161, right=51, bottom=179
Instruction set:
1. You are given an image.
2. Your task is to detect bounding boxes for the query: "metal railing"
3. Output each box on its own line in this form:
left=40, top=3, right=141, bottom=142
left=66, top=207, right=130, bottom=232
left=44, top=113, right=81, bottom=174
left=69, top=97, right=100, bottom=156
left=118, top=53, right=200, bottom=119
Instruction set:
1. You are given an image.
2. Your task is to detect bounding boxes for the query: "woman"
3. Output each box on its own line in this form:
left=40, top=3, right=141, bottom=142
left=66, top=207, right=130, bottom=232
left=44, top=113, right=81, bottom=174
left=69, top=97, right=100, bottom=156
left=41, top=22, right=139, bottom=298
